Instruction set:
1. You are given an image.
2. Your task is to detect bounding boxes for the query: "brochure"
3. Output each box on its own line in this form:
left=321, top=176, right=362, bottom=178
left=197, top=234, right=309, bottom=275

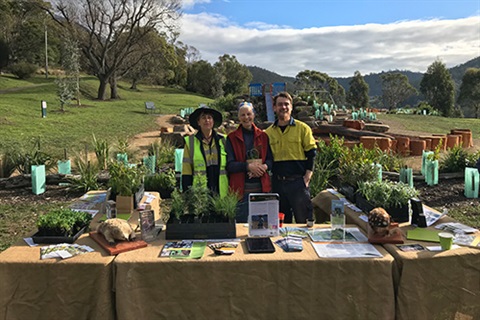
left=307, top=227, right=368, bottom=242
left=279, top=227, right=310, bottom=238
left=311, top=242, right=383, bottom=258
left=40, top=243, right=94, bottom=260
left=423, top=206, right=446, bottom=227
left=208, top=241, right=240, bottom=255
left=139, top=209, right=157, bottom=242
left=248, top=193, right=280, bottom=237
left=397, top=244, right=426, bottom=252
left=159, top=241, right=206, bottom=259
left=434, top=222, right=478, bottom=234
left=274, top=236, right=303, bottom=252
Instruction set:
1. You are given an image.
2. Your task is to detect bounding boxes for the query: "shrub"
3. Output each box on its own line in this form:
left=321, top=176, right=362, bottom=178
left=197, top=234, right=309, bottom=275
left=144, top=169, right=176, bottom=196
left=9, top=62, right=38, bottom=79
left=440, top=145, right=469, bottom=173
left=9, top=138, right=54, bottom=174
left=358, top=180, right=419, bottom=208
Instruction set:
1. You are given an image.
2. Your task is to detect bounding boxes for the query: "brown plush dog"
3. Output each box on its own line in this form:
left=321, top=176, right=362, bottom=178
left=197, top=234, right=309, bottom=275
left=97, top=218, right=136, bottom=245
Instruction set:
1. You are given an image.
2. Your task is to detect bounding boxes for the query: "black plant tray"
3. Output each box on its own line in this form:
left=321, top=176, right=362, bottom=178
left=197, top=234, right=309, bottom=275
left=32, top=226, right=87, bottom=244
left=166, top=221, right=236, bottom=240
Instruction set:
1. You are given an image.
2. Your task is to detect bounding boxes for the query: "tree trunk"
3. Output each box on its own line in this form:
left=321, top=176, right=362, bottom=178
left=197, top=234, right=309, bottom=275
left=110, top=76, right=119, bottom=99
left=97, top=78, right=108, bottom=100
left=130, top=79, right=138, bottom=90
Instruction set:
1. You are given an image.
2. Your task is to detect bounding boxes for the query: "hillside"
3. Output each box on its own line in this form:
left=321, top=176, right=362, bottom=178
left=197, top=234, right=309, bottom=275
left=248, top=56, right=480, bottom=107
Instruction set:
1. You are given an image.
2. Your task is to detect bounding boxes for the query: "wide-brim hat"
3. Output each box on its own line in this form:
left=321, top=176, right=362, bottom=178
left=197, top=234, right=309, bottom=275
left=188, top=106, right=223, bottom=130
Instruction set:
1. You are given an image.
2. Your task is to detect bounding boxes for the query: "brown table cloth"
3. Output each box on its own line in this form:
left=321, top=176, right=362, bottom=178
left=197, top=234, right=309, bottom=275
left=0, top=234, right=115, bottom=320
left=312, top=189, right=480, bottom=320
left=114, top=223, right=395, bottom=320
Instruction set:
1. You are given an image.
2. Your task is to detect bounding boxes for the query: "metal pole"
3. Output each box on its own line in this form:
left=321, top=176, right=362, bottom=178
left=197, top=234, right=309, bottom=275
left=44, top=22, right=48, bottom=79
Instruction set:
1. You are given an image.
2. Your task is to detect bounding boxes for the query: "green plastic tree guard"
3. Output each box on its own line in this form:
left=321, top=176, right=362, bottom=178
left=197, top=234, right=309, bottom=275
left=32, top=165, right=46, bottom=195
left=352, top=112, right=358, bottom=120
left=117, top=153, right=128, bottom=165
left=421, top=151, right=434, bottom=175
left=399, top=167, right=413, bottom=188
left=464, top=167, right=479, bottom=198
left=143, top=155, right=156, bottom=174
left=57, top=160, right=71, bottom=175
left=425, top=159, right=439, bottom=186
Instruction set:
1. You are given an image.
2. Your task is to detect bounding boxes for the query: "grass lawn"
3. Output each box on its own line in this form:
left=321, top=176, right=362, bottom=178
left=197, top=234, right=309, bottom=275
left=0, top=74, right=213, bottom=159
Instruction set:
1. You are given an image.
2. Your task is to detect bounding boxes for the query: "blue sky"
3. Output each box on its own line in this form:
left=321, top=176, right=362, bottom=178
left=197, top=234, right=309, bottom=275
left=178, top=0, right=480, bottom=77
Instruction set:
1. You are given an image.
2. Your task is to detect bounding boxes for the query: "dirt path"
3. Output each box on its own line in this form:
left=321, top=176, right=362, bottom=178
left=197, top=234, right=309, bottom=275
left=128, top=114, right=178, bottom=157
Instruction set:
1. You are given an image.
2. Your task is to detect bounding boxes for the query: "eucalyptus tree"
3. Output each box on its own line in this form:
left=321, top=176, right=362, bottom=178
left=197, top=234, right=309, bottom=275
left=380, top=72, right=417, bottom=110
left=214, top=54, right=252, bottom=96
left=420, top=59, right=455, bottom=117
left=294, top=70, right=346, bottom=105
left=458, top=68, right=480, bottom=118
left=346, top=71, right=370, bottom=109
left=44, top=0, right=182, bottom=100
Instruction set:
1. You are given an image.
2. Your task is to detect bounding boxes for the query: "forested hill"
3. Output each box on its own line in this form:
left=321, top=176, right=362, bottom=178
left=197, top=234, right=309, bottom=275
left=248, top=56, right=479, bottom=96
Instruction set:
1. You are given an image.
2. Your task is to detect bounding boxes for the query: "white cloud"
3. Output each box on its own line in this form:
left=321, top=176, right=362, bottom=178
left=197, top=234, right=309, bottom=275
left=178, top=14, right=480, bottom=77
left=181, top=0, right=211, bottom=10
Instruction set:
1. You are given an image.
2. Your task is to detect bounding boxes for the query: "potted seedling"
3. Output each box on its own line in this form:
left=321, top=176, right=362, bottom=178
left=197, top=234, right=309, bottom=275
left=144, top=168, right=176, bottom=199
left=33, top=208, right=93, bottom=244
left=108, top=161, right=146, bottom=214
left=165, top=176, right=237, bottom=239
left=357, top=180, right=419, bottom=222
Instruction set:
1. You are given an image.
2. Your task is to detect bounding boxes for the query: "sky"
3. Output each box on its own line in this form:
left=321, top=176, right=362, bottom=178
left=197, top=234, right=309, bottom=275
left=178, top=0, right=480, bottom=78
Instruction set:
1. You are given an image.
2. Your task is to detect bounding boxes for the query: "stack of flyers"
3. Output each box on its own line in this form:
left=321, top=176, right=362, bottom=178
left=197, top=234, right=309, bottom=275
left=275, top=236, right=303, bottom=252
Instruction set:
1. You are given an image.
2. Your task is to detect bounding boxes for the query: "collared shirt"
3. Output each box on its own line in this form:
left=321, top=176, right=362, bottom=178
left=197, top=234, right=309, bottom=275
left=265, top=117, right=317, bottom=176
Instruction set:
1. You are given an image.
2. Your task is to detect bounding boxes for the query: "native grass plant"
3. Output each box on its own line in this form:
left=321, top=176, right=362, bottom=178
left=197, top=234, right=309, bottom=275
left=357, top=180, right=419, bottom=209
left=169, top=175, right=237, bottom=223
left=439, top=145, right=470, bottom=173
left=0, top=152, right=16, bottom=178
left=170, top=188, right=185, bottom=220
left=108, top=160, right=146, bottom=197
left=212, top=190, right=239, bottom=221
left=37, top=208, right=93, bottom=236
left=144, top=168, right=176, bottom=198
left=185, top=175, right=211, bottom=217
left=338, top=144, right=380, bottom=189
left=92, top=134, right=110, bottom=170
left=148, top=139, right=175, bottom=169
left=9, top=138, right=54, bottom=174
left=70, top=150, right=101, bottom=192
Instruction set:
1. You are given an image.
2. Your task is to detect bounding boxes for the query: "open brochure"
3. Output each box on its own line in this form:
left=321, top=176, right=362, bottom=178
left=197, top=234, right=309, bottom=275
left=40, top=243, right=94, bottom=260
left=307, top=227, right=368, bottom=242
left=311, top=243, right=383, bottom=258
left=434, top=222, right=478, bottom=234
left=159, top=241, right=206, bottom=259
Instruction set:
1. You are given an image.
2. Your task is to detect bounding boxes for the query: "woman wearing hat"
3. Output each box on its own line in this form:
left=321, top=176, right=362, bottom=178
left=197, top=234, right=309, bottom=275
left=225, top=101, right=273, bottom=222
left=182, top=106, right=228, bottom=197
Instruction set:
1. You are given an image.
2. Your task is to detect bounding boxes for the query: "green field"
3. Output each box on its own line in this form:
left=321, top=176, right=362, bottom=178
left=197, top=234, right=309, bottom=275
left=0, top=74, right=214, bottom=159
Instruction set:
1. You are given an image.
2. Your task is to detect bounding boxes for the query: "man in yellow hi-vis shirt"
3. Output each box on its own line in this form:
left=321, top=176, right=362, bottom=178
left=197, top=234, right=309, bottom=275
left=265, top=92, right=317, bottom=223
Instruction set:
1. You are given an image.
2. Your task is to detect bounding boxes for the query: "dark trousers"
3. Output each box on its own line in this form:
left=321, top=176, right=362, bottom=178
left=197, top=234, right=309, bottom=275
left=272, top=177, right=313, bottom=223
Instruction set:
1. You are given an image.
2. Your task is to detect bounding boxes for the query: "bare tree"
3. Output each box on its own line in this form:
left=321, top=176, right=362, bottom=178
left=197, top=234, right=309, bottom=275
left=44, top=0, right=181, bottom=100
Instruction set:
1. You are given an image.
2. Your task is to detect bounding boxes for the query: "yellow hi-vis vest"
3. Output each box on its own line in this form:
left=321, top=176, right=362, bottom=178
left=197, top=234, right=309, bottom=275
left=188, top=134, right=228, bottom=197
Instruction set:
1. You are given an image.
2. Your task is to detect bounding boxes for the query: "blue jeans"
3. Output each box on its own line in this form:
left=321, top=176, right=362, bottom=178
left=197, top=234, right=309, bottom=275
left=272, top=177, right=312, bottom=223
left=235, top=192, right=250, bottom=223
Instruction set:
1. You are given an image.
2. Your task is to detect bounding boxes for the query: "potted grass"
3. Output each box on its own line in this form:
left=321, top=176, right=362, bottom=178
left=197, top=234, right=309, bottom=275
left=108, top=160, right=146, bottom=214
left=144, top=168, right=176, bottom=199
left=33, top=208, right=93, bottom=244
left=356, top=180, right=419, bottom=223
left=165, top=176, right=237, bottom=240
